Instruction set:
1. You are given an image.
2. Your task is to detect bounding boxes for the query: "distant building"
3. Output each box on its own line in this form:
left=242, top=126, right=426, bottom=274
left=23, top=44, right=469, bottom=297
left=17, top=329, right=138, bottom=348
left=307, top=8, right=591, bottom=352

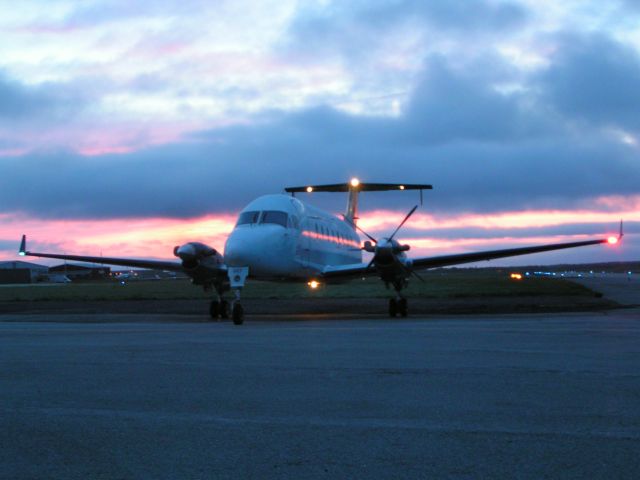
left=0, top=261, right=49, bottom=284
left=49, top=263, right=111, bottom=280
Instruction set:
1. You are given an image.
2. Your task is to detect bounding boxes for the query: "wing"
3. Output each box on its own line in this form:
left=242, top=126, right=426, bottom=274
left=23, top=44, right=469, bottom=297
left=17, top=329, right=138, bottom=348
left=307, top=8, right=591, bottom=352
left=410, top=237, right=615, bottom=270
left=321, top=235, right=619, bottom=281
left=19, top=235, right=183, bottom=271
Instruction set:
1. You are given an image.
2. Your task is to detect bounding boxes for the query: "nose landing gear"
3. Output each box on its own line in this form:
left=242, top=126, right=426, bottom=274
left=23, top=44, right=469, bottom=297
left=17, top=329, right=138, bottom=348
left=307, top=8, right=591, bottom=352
left=231, top=301, right=244, bottom=325
left=228, top=266, right=248, bottom=325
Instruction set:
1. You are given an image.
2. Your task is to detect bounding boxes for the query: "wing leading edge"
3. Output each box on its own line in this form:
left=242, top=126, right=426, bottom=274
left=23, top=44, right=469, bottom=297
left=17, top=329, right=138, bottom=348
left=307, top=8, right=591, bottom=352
left=19, top=235, right=184, bottom=271
left=322, top=234, right=620, bottom=280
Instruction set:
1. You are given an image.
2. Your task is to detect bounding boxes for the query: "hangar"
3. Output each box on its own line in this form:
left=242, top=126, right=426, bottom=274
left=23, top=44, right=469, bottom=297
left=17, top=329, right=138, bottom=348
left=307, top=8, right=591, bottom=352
left=49, top=263, right=111, bottom=280
left=0, top=261, right=49, bottom=284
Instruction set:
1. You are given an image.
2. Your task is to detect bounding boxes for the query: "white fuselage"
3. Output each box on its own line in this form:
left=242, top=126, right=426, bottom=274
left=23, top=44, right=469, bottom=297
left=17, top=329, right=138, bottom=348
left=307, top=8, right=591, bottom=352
left=223, top=194, right=362, bottom=280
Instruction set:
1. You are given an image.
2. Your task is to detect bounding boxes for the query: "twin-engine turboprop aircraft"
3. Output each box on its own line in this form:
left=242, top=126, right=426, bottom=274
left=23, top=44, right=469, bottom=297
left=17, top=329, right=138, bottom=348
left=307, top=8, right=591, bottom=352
left=19, top=179, right=622, bottom=324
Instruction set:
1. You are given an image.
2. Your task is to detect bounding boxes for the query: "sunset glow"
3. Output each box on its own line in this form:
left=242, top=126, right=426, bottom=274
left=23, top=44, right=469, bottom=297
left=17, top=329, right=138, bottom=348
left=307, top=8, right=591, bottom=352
left=0, top=204, right=633, bottom=266
left=0, top=1, right=638, bottom=267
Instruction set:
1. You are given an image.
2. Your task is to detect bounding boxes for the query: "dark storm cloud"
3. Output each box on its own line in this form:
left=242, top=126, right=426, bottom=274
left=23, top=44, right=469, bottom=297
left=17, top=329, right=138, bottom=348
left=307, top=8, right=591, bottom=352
left=0, top=71, right=84, bottom=122
left=402, top=56, right=551, bottom=144
left=539, top=34, right=640, bottom=130
left=1, top=47, right=638, bottom=219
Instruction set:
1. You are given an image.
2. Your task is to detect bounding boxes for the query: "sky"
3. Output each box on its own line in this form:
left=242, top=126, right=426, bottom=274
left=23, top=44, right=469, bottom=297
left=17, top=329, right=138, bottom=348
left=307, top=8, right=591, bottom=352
left=0, top=0, right=638, bottom=266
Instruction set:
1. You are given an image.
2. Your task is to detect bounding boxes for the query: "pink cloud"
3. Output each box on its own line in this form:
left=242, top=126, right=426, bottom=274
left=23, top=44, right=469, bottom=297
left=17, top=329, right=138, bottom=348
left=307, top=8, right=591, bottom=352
left=0, top=213, right=236, bottom=262
left=358, top=196, right=640, bottom=233
left=0, top=200, right=634, bottom=265
left=0, top=121, right=200, bottom=157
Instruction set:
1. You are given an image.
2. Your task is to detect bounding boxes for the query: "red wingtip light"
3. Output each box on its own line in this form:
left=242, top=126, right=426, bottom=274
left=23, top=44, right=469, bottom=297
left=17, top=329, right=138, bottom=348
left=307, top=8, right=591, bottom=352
left=607, top=236, right=619, bottom=245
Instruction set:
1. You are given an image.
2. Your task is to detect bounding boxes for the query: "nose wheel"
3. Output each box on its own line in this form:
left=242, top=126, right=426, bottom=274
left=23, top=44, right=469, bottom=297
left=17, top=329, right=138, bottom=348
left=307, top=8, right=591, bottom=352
left=232, top=302, right=244, bottom=325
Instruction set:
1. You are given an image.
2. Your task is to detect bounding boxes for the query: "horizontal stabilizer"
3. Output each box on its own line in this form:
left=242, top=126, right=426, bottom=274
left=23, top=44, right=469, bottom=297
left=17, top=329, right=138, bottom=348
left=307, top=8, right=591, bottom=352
left=285, top=182, right=433, bottom=193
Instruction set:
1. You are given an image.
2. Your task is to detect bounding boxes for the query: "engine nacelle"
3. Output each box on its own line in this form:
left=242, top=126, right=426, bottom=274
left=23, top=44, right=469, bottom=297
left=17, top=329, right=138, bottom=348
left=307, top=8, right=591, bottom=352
left=174, top=242, right=224, bottom=270
left=363, top=240, right=376, bottom=253
left=394, top=244, right=410, bottom=253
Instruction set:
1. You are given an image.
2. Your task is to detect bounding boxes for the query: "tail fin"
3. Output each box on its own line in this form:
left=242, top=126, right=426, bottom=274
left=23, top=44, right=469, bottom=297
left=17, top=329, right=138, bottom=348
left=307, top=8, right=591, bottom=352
left=285, top=180, right=433, bottom=225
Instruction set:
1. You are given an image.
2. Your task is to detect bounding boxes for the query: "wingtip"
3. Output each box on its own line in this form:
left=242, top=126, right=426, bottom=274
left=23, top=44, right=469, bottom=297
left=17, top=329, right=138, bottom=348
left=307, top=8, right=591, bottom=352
left=19, top=235, right=26, bottom=256
left=619, top=219, right=624, bottom=239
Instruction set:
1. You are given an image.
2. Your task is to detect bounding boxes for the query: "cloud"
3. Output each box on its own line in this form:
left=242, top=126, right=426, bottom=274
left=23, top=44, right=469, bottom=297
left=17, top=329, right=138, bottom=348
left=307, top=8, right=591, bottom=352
left=0, top=109, right=637, bottom=220
left=0, top=71, right=86, bottom=123
left=402, top=55, right=551, bottom=144
left=287, top=0, right=528, bottom=51
left=538, top=34, right=640, bottom=130
left=0, top=47, right=638, bottom=220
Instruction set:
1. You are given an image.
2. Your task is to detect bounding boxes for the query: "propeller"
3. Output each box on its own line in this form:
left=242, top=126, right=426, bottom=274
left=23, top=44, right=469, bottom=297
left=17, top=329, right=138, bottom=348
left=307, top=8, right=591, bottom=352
left=348, top=205, right=423, bottom=282
left=388, top=205, right=417, bottom=242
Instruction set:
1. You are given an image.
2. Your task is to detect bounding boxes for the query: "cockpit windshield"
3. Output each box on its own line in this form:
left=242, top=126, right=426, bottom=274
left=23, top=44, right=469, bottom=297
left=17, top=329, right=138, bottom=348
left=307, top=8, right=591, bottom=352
left=261, top=211, right=288, bottom=227
left=236, top=211, right=260, bottom=225
left=236, top=210, right=289, bottom=227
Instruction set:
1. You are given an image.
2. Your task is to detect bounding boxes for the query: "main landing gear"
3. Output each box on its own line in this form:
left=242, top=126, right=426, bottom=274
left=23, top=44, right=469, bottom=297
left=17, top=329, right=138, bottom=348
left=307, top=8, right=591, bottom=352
left=387, top=280, right=409, bottom=318
left=388, top=297, right=408, bottom=318
left=209, top=299, right=230, bottom=320
left=209, top=297, right=244, bottom=324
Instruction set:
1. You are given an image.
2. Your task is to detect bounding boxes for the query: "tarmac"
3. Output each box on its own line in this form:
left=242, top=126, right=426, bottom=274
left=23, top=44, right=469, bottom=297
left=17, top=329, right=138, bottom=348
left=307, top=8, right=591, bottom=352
left=1, top=308, right=639, bottom=479
left=572, top=273, right=639, bottom=307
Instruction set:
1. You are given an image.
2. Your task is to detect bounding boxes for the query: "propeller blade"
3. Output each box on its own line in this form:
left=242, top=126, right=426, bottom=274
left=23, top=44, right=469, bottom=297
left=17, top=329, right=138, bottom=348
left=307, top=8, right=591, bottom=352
left=364, top=256, right=376, bottom=273
left=388, top=205, right=418, bottom=241
left=342, top=215, right=378, bottom=244
left=410, top=269, right=425, bottom=283
left=399, top=262, right=424, bottom=283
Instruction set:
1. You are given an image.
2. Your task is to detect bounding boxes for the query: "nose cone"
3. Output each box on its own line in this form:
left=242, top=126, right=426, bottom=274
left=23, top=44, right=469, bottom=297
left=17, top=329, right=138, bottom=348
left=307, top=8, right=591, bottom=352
left=224, top=226, right=289, bottom=275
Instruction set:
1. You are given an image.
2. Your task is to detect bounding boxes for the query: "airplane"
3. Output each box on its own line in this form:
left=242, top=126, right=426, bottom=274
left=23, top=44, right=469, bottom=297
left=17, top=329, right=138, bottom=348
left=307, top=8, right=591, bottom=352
left=18, top=178, right=623, bottom=325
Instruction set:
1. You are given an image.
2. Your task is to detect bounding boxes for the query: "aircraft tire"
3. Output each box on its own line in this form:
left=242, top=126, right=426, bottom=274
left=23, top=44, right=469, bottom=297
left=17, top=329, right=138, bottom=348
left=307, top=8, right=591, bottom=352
left=209, top=300, right=220, bottom=320
left=220, top=300, right=230, bottom=319
left=232, top=303, right=244, bottom=325
left=389, top=298, right=398, bottom=317
left=398, top=298, right=408, bottom=317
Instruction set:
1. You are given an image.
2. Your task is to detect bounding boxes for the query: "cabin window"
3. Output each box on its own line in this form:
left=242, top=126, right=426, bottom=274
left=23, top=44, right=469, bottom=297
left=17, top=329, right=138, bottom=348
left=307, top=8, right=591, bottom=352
left=261, top=210, right=288, bottom=227
left=237, top=211, right=260, bottom=225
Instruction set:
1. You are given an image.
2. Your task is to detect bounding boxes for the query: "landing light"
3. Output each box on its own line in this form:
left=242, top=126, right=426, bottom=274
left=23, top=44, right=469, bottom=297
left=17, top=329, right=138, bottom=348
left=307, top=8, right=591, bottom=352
left=607, top=236, right=618, bottom=245
left=350, top=178, right=360, bottom=187
left=18, top=252, right=25, bottom=256
left=306, top=186, right=313, bottom=193
left=399, top=185, right=405, bottom=190
left=510, top=273, right=523, bottom=280
left=307, top=280, right=320, bottom=289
